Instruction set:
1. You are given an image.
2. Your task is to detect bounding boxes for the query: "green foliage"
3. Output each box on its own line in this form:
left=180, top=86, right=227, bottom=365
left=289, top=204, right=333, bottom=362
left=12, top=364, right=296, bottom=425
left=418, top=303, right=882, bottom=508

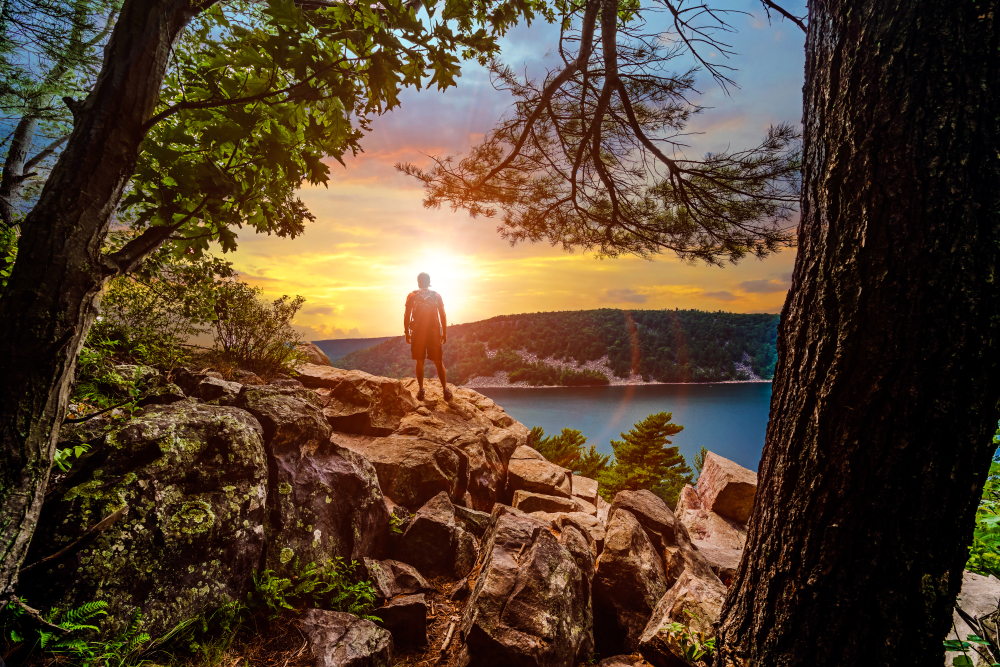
left=339, top=308, right=779, bottom=385
left=211, top=280, right=306, bottom=380
left=530, top=427, right=611, bottom=478
left=389, top=513, right=406, bottom=535
left=660, top=612, right=716, bottom=663
left=1, top=599, right=150, bottom=667
left=251, top=558, right=378, bottom=621
left=0, top=226, right=16, bottom=290
left=598, top=412, right=691, bottom=507
left=966, top=424, right=1000, bottom=578
left=692, top=446, right=708, bottom=476
left=116, top=0, right=552, bottom=261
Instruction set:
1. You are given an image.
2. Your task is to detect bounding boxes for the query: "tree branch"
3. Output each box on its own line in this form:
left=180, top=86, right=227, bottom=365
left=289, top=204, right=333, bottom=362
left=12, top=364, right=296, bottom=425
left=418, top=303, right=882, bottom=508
left=23, top=135, right=69, bottom=173
left=758, top=0, right=807, bottom=33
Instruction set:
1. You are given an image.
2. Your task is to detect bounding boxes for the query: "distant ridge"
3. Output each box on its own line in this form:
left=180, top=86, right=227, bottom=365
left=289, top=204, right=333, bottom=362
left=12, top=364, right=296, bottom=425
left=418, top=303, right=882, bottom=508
left=312, top=337, right=394, bottom=362
left=337, top=308, right=779, bottom=386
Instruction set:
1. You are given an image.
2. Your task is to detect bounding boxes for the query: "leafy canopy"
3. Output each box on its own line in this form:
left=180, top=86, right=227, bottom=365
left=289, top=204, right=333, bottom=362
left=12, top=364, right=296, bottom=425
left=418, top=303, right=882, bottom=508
left=598, top=411, right=691, bottom=506
left=109, top=0, right=555, bottom=273
left=530, top=426, right=611, bottom=477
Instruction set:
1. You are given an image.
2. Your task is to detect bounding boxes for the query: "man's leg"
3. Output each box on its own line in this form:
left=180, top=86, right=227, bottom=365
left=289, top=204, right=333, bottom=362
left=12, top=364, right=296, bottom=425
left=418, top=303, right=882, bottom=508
left=416, top=359, right=425, bottom=391
left=433, top=359, right=450, bottom=398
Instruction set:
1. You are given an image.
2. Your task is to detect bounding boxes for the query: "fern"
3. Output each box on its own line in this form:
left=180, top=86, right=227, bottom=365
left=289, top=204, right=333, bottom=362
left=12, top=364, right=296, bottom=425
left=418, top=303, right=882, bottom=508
left=251, top=558, right=378, bottom=620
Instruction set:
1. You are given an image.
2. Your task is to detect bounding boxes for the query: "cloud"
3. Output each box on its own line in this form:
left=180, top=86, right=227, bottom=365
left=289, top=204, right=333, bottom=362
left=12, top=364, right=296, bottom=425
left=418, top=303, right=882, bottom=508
left=305, top=306, right=336, bottom=316
left=739, top=278, right=790, bottom=293
left=704, top=291, right=739, bottom=301
left=604, top=288, right=648, bottom=304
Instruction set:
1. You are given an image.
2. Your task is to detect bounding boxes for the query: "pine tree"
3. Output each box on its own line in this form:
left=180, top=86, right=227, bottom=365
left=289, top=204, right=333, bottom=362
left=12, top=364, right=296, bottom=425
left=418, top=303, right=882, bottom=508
left=598, top=412, right=692, bottom=507
left=577, top=445, right=611, bottom=479
left=530, top=427, right=587, bottom=470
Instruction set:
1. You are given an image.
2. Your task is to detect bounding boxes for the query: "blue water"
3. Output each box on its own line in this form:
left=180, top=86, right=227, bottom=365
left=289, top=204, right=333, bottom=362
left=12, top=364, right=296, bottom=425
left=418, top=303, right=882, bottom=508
left=478, top=383, right=772, bottom=472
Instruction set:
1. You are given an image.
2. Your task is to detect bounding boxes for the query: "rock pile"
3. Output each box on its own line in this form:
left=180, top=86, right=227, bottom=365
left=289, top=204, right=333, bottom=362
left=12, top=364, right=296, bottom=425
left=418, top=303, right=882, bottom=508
left=25, top=361, right=770, bottom=667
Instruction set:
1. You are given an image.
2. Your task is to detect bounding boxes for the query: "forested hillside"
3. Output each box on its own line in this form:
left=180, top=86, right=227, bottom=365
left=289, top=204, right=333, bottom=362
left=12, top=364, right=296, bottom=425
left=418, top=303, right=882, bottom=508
left=338, top=309, right=779, bottom=385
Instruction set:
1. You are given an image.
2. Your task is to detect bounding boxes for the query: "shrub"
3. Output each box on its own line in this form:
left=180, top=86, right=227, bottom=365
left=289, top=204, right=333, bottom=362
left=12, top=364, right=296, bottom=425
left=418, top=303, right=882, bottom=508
left=211, top=281, right=306, bottom=380
left=966, top=423, right=1000, bottom=578
left=598, top=412, right=692, bottom=507
left=251, top=558, right=377, bottom=621
left=530, top=427, right=611, bottom=478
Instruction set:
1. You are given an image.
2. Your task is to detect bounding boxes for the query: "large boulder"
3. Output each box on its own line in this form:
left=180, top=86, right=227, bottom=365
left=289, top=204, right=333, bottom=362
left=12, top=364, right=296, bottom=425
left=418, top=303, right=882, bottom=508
left=695, top=452, right=757, bottom=524
left=19, top=401, right=268, bottom=640
left=395, top=492, right=479, bottom=578
left=333, top=385, right=527, bottom=512
left=332, top=433, right=464, bottom=511
left=301, top=608, right=393, bottom=667
left=297, top=365, right=417, bottom=435
left=507, top=446, right=573, bottom=499
left=236, top=386, right=389, bottom=572
left=638, top=569, right=727, bottom=667
left=373, top=593, right=428, bottom=647
left=460, top=505, right=594, bottom=667
left=527, top=511, right=606, bottom=557
left=946, top=571, right=1000, bottom=667
left=299, top=341, right=332, bottom=366
left=593, top=508, right=669, bottom=653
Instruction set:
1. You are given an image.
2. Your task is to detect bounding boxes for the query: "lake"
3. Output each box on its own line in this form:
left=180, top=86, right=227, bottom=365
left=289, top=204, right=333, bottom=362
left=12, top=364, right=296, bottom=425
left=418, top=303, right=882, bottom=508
left=478, top=383, right=772, bottom=472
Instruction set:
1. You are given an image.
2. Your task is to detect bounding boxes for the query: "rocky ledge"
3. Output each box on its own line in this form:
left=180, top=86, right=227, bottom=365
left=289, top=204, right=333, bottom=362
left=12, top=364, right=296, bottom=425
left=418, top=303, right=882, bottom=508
left=20, top=363, right=983, bottom=667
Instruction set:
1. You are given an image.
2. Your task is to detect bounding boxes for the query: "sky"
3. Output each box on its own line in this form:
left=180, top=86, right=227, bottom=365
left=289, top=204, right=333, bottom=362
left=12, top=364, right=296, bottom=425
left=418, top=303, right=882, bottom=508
left=227, top=1, right=809, bottom=340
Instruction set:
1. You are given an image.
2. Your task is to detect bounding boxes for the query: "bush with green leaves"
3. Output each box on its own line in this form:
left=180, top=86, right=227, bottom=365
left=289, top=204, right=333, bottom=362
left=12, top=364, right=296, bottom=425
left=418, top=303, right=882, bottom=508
left=211, top=280, right=306, bottom=380
left=530, top=427, right=612, bottom=479
left=966, top=425, right=1000, bottom=579
left=597, top=412, right=692, bottom=507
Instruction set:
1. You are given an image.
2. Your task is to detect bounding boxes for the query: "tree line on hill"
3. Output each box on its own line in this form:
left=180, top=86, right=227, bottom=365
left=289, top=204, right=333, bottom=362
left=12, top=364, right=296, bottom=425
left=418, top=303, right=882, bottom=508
left=338, top=308, right=779, bottom=386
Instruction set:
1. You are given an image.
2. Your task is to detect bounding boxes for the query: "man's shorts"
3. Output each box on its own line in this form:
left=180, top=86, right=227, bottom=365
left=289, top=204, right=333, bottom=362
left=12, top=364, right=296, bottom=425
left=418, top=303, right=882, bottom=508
left=411, top=329, right=443, bottom=362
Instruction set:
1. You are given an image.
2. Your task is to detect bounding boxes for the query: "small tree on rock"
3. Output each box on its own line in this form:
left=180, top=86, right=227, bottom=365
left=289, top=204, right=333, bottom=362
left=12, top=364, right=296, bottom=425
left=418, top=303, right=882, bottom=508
left=598, top=412, right=691, bottom=507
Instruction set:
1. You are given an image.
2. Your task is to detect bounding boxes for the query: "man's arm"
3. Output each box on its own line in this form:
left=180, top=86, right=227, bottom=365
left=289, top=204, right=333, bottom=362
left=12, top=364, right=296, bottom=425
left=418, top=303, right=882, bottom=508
left=437, top=295, right=447, bottom=343
left=404, top=295, right=413, bottom=342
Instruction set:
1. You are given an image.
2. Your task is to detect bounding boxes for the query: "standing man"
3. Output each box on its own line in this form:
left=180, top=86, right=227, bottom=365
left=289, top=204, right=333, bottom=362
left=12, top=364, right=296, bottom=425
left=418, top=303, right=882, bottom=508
left=405, top=272, right=451, bottom=401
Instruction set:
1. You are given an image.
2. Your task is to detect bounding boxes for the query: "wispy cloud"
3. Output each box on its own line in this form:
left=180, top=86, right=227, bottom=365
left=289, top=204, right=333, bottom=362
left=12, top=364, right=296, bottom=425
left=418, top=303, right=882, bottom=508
left=739, top=278, right=790, bottom=293
left=604, top=288, right=648, bottom=304
left=704, top=291, right=739, bottom=301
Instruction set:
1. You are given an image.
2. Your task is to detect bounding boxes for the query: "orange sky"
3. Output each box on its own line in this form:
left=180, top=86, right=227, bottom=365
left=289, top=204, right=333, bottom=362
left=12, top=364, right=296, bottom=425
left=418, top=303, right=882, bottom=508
left=225, top=4, right=807, bottom=340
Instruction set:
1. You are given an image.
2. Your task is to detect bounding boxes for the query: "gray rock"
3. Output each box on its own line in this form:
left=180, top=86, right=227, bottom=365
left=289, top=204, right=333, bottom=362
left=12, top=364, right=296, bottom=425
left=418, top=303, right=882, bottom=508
left=237, top=386, right=389, bottom=573
left=193, top=375, right=243, bottom=403
left=695, top=452, right=757, bottom=524
left=460, top=505, right=593, bottom=667
left=609, top=490, right=680, bottom=551
left=396, top=492, right=479, bottom=578
left=454, top=504, right=491, bottom=539
left=298, top=341, right=332, bottom=366
left=379, top=559, right=433, bottom=596
left=573, top=475, right=600, bottom=505
left=690, top=540, right=742, bottom=586
left=507, top=458, right=573, bottom=499
left=300, top=608, right=393, bottom=667
left=20, top=401, right=268, bottom=641
left=946, top=570, right=1000, bottom=667
left=374, top=593, right=428, bottom=646
left=593, top=508, right=669, bottom=653
left=638, top=569, right=726, bottom=667
left=298, top=365, right=417, bottom=435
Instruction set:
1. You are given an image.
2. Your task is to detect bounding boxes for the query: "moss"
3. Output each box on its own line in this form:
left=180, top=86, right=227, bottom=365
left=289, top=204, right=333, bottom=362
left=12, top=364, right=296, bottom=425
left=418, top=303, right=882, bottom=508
left=278, top=482, right=293, bottom=495
left=169, top=501, right=216, bottom=535
left=279, top=547, right=295, bottom=564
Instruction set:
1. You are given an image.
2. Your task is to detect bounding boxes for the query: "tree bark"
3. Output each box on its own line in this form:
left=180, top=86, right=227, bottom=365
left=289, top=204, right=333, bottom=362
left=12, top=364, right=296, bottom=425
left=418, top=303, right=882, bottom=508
left=0, top=0, right=199, bottom=596
left=0, top=115, right=39, bottom=228
left=716, top=2, right=1000, bottom=666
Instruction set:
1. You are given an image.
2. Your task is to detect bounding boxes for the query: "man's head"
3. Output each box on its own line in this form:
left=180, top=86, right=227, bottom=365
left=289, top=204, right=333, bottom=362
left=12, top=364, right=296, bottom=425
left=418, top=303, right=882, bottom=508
left=417, top=272, right=431, bottom=288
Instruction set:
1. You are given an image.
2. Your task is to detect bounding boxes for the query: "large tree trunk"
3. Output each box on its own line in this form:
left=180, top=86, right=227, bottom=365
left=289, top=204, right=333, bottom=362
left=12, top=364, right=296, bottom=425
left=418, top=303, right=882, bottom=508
left=0, top=0, right=198, bottom=597
left=715, top=2, right=1000, bottom=666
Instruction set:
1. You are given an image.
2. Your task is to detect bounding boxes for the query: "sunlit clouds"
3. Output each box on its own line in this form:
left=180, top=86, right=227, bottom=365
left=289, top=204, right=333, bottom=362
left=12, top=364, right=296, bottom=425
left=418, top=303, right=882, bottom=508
left=223, top=2, right=807, bottom=340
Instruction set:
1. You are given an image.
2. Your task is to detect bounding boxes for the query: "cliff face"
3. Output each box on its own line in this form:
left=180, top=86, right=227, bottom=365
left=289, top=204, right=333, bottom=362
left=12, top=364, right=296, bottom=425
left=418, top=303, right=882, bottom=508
left=23, top=362, right=766, bottom=667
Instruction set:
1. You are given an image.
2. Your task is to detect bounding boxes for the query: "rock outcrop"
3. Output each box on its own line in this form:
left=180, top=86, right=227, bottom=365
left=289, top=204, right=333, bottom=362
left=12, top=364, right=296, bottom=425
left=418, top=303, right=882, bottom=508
left=460, top=505, right=594, bottom=666
left=506, top=446, right=573, bottom=499
left=695, top=451, right=757, bottom=524
left=236, top=386, right=389, bottom=573
left=297, top=364, right=418, bottom=436
left=21, top=401, right=268, bottom=640
left=395, top=492, right=479, bottom=578
left=298, top=341, right=333, bottom=366
left=301, top=608, right=393, bottom=667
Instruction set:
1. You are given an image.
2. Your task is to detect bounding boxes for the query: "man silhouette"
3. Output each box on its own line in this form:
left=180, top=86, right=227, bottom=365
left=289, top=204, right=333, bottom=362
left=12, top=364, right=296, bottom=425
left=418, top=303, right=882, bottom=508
left=405, top=272, right=451, bottom=401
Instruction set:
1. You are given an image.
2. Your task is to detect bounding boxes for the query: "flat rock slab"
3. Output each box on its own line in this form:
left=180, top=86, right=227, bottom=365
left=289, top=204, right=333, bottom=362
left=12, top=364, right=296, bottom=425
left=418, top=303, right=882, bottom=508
left=507, top=458, right=572, bottom=499
left=301, top=608, right=393, bottom=667
left=696, top=452, right=757, bottom=524
left=513, top=490, right=578, bottom=514
left=374, top=593, right=428, bottom=647
left=690, top=540, right=742, bottom=587
left=573, top=475, right=600, bottom=505
left=678, top=508, right=747, bottom=551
